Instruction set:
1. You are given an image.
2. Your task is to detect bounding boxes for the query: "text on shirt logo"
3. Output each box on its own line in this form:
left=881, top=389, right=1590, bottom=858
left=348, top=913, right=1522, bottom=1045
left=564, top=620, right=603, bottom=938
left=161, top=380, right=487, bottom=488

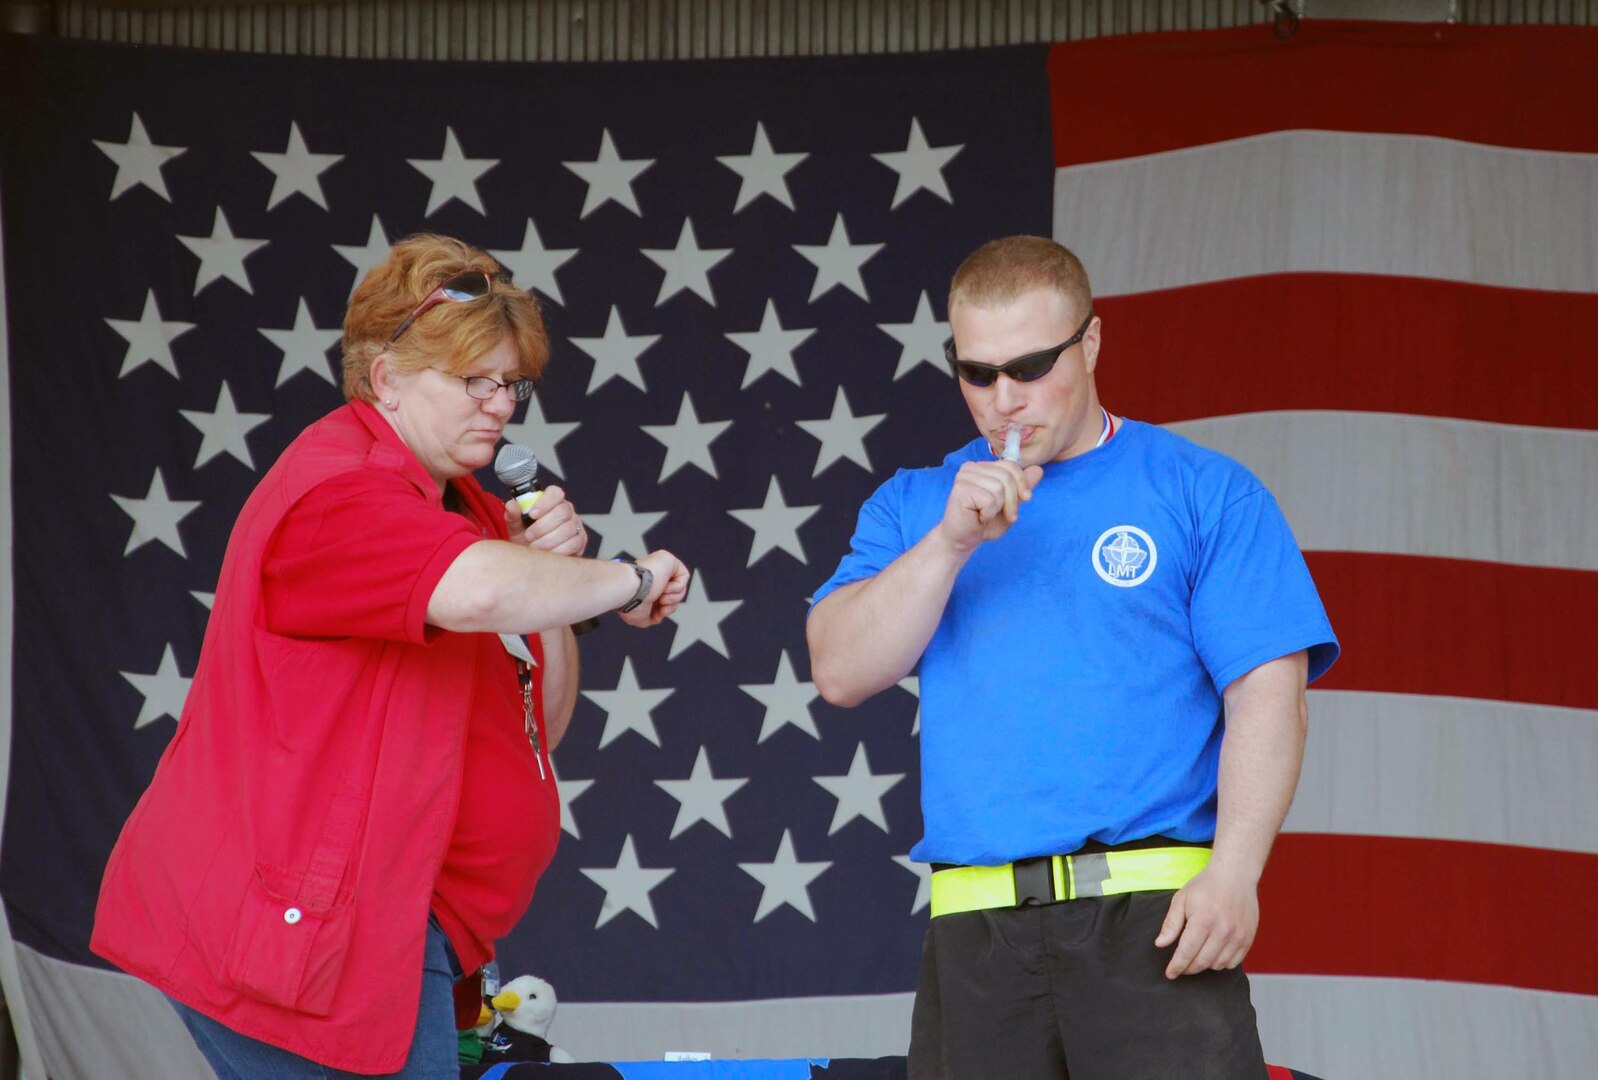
left=1092, top=526, right=1158, bottom=588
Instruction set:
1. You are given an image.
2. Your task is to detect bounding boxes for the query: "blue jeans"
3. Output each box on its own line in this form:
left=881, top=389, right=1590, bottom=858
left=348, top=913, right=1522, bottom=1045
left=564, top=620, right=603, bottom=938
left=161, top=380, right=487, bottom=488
left=171, top=920, right=459, bottom=1078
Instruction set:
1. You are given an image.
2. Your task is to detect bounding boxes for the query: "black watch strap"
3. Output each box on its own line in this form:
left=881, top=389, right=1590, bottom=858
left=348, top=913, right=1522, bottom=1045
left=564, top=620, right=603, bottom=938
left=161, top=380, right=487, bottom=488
left=614, top=558, right=653, bottom=613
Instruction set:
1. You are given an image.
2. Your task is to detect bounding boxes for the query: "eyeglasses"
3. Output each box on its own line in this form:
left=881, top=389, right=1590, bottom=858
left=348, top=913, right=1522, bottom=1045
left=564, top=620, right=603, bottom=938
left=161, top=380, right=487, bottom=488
left=944, top=310, right=1095, bottom=388
left=442, top=371, right=537, bottom=402
left=387, top=270, right=494, bottom=344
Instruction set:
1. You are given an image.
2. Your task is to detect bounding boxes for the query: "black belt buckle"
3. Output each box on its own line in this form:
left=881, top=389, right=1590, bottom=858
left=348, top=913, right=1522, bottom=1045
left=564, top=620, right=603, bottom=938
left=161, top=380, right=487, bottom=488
left=1012, top=856, right=1055, bottom=907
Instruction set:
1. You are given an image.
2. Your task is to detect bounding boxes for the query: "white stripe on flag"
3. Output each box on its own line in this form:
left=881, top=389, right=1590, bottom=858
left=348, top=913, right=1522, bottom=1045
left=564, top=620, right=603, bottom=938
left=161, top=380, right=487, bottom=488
left=1253, top=974, right=1598, bottom=1079
left=1289, top=690, right=1598, bottom=855
left=1056, top=130, right=1598, bottom=297
left=16, top=945, right=214, bottom=1080
left=1164, top=411, right=1598, bottom=571
left=65, top=952, right=1598, bottom=1079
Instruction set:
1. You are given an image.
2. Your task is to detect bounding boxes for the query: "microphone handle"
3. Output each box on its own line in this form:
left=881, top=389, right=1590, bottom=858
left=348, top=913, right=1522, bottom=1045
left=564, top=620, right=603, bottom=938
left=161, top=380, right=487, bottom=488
left=510, top=479, right=543, bottom=526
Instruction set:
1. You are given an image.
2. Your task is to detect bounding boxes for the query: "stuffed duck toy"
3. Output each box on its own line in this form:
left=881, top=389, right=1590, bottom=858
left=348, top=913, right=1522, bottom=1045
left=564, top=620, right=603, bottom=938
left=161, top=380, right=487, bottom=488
left=482, top=974, right=575, bottom=1064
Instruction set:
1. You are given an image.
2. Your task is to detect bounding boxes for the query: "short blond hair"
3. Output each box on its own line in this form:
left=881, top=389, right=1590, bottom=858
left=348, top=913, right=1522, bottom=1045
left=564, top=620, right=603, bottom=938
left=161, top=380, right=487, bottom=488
left=948, top=235, right=1092, bottom=321
left=341, top=233, right=548, bottom=403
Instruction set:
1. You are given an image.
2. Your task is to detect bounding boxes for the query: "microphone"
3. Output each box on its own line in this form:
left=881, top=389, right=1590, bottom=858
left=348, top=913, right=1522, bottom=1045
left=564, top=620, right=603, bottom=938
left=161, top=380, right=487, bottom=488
left=496, top=442, right=600, bottom=636
left=494, top=443, right=542, bottom=526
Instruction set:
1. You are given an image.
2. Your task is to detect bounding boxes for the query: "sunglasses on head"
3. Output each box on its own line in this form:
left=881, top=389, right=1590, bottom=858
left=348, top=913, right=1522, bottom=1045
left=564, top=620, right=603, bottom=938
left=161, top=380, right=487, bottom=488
left=387, top=269, right=498, bottom=344
left=944, top=309, right=1095, bottom=388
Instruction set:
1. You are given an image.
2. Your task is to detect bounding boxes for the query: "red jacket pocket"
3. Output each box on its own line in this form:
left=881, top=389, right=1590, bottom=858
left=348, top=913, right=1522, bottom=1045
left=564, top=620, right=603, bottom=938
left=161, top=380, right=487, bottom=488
left=221, top=863, right=357, bottom=1017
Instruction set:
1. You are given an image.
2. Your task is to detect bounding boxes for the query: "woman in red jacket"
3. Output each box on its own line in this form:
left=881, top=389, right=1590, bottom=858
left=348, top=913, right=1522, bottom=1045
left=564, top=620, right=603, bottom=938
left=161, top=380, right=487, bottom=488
left=91, top=233, right=690, bottom=1077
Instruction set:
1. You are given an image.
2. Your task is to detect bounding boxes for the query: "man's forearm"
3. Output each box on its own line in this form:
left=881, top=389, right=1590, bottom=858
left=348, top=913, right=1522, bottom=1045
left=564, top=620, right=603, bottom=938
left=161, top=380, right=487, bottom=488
left=1209, top=652, right=1310, bottom=883
left=807, top=531, right=970, bottom=707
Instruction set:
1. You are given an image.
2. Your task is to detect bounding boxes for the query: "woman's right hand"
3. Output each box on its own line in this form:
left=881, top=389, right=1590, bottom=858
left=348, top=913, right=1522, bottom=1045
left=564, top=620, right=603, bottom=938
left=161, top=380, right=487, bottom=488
left=619, top=550, right=692, bottom=627
left=503, top=486, right=588, bottom=558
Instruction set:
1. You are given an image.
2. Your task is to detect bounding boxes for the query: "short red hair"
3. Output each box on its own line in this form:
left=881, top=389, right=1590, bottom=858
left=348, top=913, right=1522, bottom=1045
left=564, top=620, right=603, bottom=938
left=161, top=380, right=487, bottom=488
left=341, top=233, right=548, bottom=403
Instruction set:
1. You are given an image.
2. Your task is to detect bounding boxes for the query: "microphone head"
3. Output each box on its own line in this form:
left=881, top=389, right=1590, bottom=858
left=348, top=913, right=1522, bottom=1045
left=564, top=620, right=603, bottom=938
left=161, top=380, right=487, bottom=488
left=494, top=443, right=539, bottom=489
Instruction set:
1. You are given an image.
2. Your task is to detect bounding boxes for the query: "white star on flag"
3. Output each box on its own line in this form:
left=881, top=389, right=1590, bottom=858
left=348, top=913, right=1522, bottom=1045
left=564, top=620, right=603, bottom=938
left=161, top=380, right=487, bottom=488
left=793, top=214, right=884, bottom=302
left=332, top=216, right=391, bottom=297
left=581, top=835, right=676, bottom=929
left=880, top=291, right=952, bottom=380
left=500, top=395, right=581, bottom=479
left=564, top=129, right=654, bottom=218
left=798, top=387, right=886, bottom=476
left=177, top=207, right=269, bottom=295
left=106, top=291, right=195, bottom=380
left=120, top=644, right=192, bottom=730
left=94, top=112, right=185, bottom=201
left=571, top=306, right=660, bottom=395
left=898, top=675, right=922, bottom=735
left=655, top=746, right=748, bottom=840
left=583, top=658, right=674, bottom=750
left=179, top=381, right=272, bottom=469
left=642, top=219, right=733, bottom=307
left=741, top=650, right=821, bottom=743
left=112, top=469, right=202, bottom=558
left=725, top=300, right=813, bottom=389
left=872, top=116, right=964, bottom=208
left=728, top=476, right=819, bottom=567
left=716, top=121, right=808, bottom=212
left=892, top=855, right=933, bottom=915
left=258, top=298, right=342, bottom=387
left=490, top=219, right=579, bottom=306
left=407, top=126, right=498, bottom=216
left=641, top=394, right=733, bottom=483
left=551, top=759, right=595, bottom=840
left=585, top=482, right=666, bottom=561
left=739, top=830, right=831, bottom=923
left=666, top=572, right=742, bottom=661
left=812, top=742, right=904, bottom=834
left=251, top=121, right=343, bottom=211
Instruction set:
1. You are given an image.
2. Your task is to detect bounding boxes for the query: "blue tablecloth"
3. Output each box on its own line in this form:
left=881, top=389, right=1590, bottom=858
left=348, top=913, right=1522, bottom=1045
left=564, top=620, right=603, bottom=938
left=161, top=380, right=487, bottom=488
left=467, top=1058, right=907, bottom=1079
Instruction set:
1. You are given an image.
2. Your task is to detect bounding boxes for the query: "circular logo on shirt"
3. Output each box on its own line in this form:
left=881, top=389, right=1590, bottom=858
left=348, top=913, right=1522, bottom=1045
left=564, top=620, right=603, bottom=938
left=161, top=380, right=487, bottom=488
left=1092, top=525, right=1157, bottom=587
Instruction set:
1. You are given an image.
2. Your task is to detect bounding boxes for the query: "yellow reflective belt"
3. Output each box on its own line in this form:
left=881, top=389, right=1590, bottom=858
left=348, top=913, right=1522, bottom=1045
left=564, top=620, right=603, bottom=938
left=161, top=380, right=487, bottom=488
left=929, top=847, right=1211, bottom=918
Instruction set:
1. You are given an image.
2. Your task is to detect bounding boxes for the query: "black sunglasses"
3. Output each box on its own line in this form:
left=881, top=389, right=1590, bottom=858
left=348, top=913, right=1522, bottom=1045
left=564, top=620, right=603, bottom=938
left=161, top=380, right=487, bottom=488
left=944, top=309, right=1095, bottom=388
left=387, top=270, right=495, bottom=344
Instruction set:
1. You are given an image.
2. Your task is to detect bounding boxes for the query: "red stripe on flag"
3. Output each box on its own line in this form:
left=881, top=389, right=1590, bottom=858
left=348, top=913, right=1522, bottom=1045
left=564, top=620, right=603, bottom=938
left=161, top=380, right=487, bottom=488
left=1253, top=834, right=1598, bottom=996
left=1308, top=553, right=1598, bottom=712
left=1049, top=23, right=1598, bottom=166
left=1096, top=275, right=1598, bottom=430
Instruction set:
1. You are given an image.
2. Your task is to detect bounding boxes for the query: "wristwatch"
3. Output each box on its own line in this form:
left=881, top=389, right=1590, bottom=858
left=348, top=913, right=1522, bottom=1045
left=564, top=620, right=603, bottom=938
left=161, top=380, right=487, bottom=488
left=614, top=557, right=653, bottom=614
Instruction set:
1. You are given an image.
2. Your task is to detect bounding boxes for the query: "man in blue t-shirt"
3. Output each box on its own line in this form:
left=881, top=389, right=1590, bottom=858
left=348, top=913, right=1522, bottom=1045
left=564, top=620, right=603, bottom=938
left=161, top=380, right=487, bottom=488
left=808, top=236, right=1338, bottom=1079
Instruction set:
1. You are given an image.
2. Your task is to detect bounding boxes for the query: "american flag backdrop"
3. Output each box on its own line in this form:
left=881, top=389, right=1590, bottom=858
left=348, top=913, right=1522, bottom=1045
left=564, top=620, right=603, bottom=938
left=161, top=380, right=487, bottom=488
left=1, top=20, right=1595, bottom=1080
left=1055, top=23, right=1598, bottom=1079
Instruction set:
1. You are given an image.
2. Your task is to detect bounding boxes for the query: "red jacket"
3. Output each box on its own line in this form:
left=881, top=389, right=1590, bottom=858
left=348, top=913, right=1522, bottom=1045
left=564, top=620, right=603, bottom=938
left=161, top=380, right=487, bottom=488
left=92, top=402, right=546, bottom=1073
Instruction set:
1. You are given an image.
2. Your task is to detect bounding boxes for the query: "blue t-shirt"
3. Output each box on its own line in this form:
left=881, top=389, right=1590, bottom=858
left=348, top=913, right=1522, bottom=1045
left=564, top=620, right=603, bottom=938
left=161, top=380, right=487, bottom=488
left=812, top=419, right=1339, bottom=865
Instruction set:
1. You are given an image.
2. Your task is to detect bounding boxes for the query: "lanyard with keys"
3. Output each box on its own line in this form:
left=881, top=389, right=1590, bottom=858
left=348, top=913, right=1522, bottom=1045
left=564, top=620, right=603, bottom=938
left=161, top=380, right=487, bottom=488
left=501, top=633, right=547, bottom=780
left=517, top=660, right=546, bottom=780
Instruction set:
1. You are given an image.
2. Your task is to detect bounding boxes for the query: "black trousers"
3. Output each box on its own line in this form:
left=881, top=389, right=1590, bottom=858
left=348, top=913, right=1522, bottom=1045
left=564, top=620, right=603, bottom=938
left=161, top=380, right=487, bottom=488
left=908, top=891, right=1268, bottom=1080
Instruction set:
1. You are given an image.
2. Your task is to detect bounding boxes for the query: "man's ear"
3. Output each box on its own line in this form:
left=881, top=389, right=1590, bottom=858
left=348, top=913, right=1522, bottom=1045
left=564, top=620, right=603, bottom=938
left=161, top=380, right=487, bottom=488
left=1082, top=315, right=1102, bottom=374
